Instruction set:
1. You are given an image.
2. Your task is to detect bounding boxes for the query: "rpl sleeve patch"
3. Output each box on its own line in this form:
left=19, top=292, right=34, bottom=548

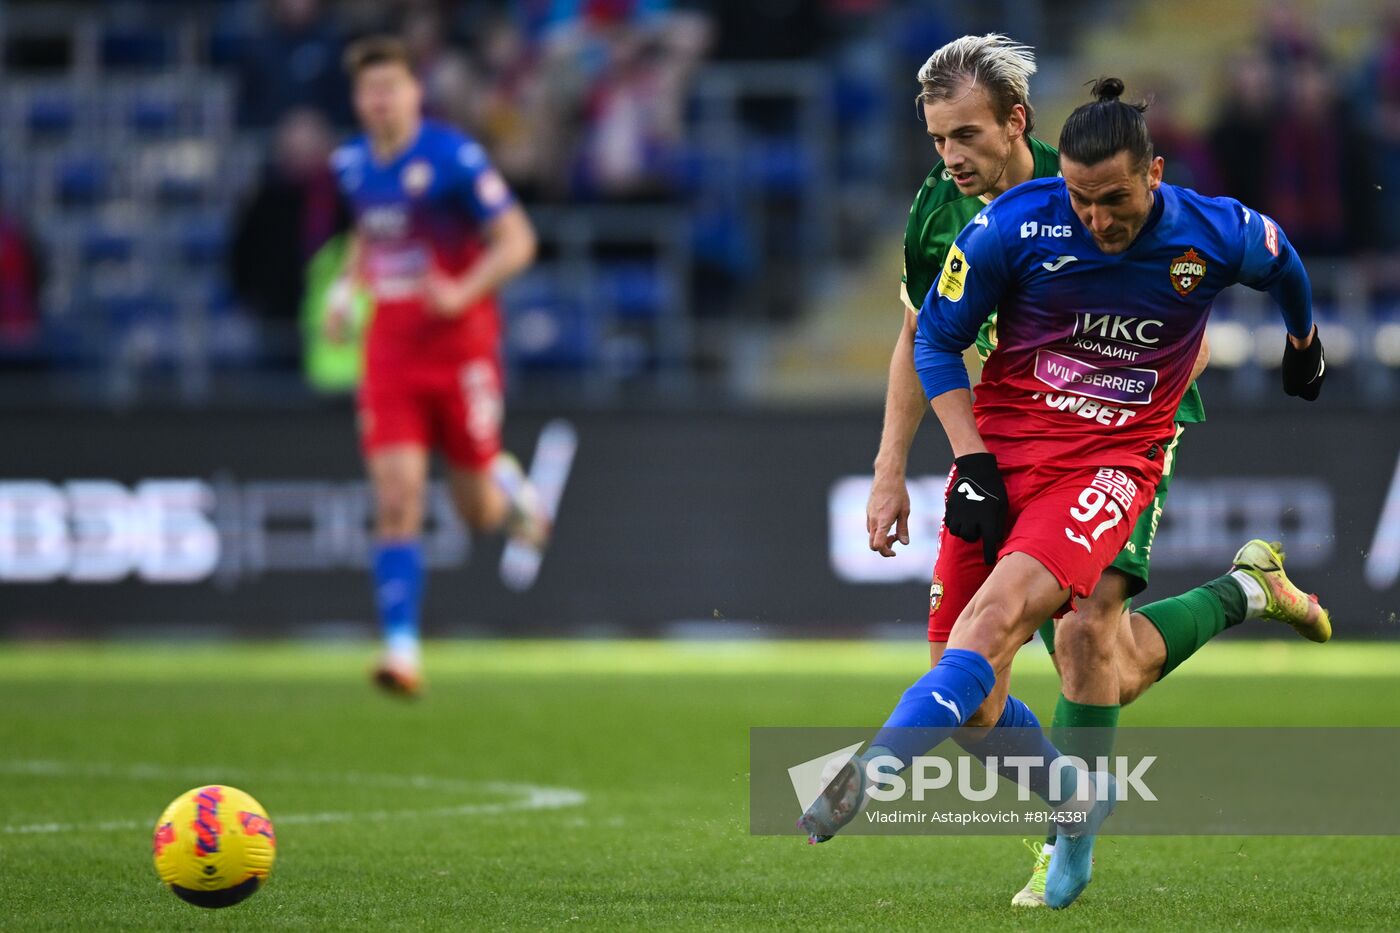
left=1263, top=217, right=1279, bottom=257
left=937, top=244, right=968, bottom=303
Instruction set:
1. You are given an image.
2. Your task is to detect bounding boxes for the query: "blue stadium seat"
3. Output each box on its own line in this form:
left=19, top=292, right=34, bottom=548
left=504, top=280, right=595, bottom=370
left=741, top=137, right=810, bottom=195
left=177, top=217, right=227, bottom=265
left=82, top=229, right=136, bottom=265
left=98, top=290, right=175, bottom=327
left=57, top=157, right=107, bottom=205
left=670, top=147, right=732, bottom=197
left=129, top=94, right=181, bottom=135
left=832, top=73, right=882, bottom=124
left=156, top=170, right=207, bottom=207
left=27, top=92, right=76, bottom=138
left=95, top=289, right=180, bottom=364
left=598, top=262, right=670, bottom=321
left=690, top=205, right=756, bottom=279
left=100, top=26, right=173, bottom=70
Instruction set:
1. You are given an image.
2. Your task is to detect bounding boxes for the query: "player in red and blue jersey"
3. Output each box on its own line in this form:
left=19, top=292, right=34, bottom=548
left=329, top=37, right=547, bottom=696
left=799, top=79, right=1330, bottom=908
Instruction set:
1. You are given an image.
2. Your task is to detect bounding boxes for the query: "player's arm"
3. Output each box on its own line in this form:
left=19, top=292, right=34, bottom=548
left=428, top=142, right=538, bottom=316
left=1234, top=205, right=1325, bottom=399
left=913, top=214, right=1012, bottom=563
left=427, top=204, right=537, bottom=315
left=325, top=232, right=362, bottom=344
left=867, top=300, right=927, bottom=556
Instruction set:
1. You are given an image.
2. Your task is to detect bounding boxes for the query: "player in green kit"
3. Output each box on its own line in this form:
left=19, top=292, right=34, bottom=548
left=864, top=35, right=1331, bottom=907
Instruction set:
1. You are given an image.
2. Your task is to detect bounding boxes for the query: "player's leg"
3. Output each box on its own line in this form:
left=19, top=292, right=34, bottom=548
left=1014, top=570, right=1128, bottom=906
left=1124, top=539, right=1332, bottom=688
left=367, top=443, right=431, bottom=694
left=800, top=475, right=1071, bottom=843
left=926, top=528, right=1008, bottom=739
left=1016, top=429, right=1181, bottom=902
left=991, top=466, right=1157, bottom=909
left=440, top=356, right=550, bottom=546
left=800, top=550, right=1074, bottom=843
left=930, top=542, right=1055, bottom=799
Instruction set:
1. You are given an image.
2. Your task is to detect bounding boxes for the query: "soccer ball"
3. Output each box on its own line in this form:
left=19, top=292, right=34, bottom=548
left=151, top=785, right=276, bottom=908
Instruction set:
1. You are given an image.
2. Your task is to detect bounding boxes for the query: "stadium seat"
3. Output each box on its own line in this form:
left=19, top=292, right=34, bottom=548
left=81, top=229, right=136, bottom=265
left=741, top=137, right=810, bottom=195
left=26, top=92, right=77, bottom=138
left=129, top=94, right=182, bottom=136
left=176, top=217, right=227, bottom=266
left=56, top=157, right=107, bottom=206
left=97, top=290, right=175, bottom=326
left=100, top=26, right=173, bottom=71
left=156, top=169, right=208, bottom=207
left=504, top=280, right=595, bottom=370
left=598, top=263, right=670, bottom=321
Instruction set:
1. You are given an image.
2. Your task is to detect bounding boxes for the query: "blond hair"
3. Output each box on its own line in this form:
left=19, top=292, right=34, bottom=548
left=917, top=34, right=1037, bottom=133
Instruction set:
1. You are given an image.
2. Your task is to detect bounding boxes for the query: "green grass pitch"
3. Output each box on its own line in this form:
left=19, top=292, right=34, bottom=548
left=2, top=640, right=1398, bottom=930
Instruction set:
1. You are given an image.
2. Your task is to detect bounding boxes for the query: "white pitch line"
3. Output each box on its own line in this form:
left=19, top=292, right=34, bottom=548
left=0, top=760, right=585, bottom=836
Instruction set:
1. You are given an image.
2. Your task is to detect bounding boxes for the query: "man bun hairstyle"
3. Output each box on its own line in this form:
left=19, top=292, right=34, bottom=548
left=1058, top=77, right=1153, bottom=170
left=916, top=33, right=1037, bottom=135
left=343, top=35, right=414, bottom=78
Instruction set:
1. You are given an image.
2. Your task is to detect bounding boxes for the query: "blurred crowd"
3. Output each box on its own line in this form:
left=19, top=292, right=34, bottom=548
left=226, top=0, right=712, bottom=327
left=9, top=0, right=1400, bottom=367
left=1151, top=5, right=1400, bottom=269
left=236, top=0, right=711, bottom=194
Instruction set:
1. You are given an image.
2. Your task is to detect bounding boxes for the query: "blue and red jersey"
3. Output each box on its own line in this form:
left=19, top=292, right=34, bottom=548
left=914, top=178, right=1311, bottom=480
left=331, top=120, right=515, bottom=364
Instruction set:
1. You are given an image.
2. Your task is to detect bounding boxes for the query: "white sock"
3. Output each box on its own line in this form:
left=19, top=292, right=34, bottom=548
left=492, top=453, right=523, bottom=499
left=1229, top=570, right=1268, bottom=618
left=386, top=633, right=421, bottom=667
left=1042, top=842, right=1055, bottom=855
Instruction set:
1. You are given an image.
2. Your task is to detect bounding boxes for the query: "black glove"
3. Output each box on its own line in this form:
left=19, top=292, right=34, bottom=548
left=1282, top=328, right=1325, bottom=401
left=946, top=453, right=1008, bottom=566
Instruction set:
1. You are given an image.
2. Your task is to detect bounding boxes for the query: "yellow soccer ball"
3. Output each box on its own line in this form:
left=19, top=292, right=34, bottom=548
left=151, top=785, right=276, bottom=908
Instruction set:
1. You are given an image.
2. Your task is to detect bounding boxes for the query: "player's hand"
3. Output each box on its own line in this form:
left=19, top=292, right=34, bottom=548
left=867, top=470, right=911, bottom=557
left=1282, top=326, right=1325, bottom=401
left=425, top=270, right=468, bottom=318
left=323, top=278, right=354, bottom=344
left=945, top=453, right=1008, bottom=566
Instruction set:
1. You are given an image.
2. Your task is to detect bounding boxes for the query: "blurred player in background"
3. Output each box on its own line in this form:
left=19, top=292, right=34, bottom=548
left=330, top=37, right=548, bottom=696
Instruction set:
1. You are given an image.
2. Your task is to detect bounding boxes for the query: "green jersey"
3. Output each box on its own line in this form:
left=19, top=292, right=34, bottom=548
left=899, top=136, right=1204, bottom=424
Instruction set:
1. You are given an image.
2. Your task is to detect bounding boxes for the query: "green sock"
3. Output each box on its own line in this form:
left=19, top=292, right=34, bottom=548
left=1137, top=575, right=1248, bottom=680
left=1042, top=695, right=1120, bottom=846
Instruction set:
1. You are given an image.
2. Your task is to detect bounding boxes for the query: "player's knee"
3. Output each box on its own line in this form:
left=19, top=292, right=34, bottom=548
left=958, top=600, right=1025, bottom=665
left=1116, top=652, right=1155, bottom=705
left=451, top=477, right=504, bottom=531
left=1055, top=618, right=1115, bottom=665
left=375, top=480, right=425, bottom=535
left=457, top=499, right=497, bottom=532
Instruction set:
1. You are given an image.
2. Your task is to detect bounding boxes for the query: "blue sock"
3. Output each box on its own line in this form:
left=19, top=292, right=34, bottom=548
left=869, top=648, right=996, bottom=768
left=373, top=541, right=424, bottom=659
left=956, top=695, right=1066, bottom=805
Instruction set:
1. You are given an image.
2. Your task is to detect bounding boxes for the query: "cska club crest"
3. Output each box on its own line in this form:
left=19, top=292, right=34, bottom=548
left=402, top=159, right=434, bottom=196
left=1169, top=248, right=1207, bottom=297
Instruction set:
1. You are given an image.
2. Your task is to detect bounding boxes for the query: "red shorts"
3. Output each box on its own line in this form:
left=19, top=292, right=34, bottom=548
left=357, top=354, right=504, bottom=471
left=927, top=461, right=1157, bottom=642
